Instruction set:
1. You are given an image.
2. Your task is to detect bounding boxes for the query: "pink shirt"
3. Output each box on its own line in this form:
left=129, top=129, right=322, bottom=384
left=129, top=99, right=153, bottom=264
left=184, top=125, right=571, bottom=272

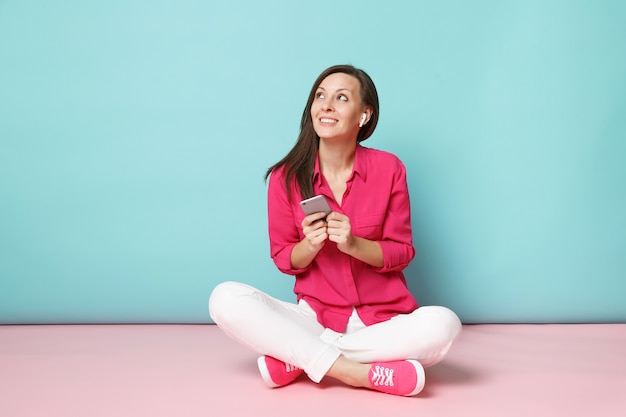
left=267, top=145, right=419, bottom=332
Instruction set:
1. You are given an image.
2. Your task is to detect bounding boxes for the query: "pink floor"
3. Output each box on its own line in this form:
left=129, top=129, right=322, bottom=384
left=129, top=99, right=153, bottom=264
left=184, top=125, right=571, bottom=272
left=1, top=324, right=625, bottom=417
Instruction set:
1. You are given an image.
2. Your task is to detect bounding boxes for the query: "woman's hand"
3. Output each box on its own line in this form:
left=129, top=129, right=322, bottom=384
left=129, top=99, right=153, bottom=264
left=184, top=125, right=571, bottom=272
left=326, top=212, right=354, bottom=253
left=301, top=212, right=329, bottom=251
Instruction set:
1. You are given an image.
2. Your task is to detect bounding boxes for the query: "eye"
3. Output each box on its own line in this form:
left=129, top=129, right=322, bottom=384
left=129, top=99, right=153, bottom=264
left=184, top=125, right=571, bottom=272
left=338, top=94, right=348, bottom=101
left=316, top=92, right=325, bottom=99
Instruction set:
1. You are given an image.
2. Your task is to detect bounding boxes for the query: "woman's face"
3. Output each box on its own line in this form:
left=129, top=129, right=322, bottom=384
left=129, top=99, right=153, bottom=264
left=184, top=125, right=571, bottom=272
left=310, top=72, right=368, bottom=142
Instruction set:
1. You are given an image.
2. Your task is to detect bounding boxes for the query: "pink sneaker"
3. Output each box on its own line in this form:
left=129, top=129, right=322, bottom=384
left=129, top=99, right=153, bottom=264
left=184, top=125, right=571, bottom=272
left=368, top=360, right=425, bottom=396
left=257, top=355, right=304, bottom=388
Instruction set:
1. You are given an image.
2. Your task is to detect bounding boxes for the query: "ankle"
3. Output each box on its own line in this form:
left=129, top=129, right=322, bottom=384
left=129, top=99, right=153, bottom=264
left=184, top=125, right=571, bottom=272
left=327, top=357, right=370, bottom=388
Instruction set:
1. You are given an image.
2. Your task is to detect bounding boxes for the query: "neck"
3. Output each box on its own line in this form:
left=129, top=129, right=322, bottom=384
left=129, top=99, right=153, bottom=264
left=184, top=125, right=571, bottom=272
left=318, top=139, right=357, bottom=176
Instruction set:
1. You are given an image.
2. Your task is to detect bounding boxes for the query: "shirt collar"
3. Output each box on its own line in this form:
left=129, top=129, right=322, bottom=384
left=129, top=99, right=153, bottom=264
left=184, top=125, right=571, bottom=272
left=313, top=145, right=367, bottom=187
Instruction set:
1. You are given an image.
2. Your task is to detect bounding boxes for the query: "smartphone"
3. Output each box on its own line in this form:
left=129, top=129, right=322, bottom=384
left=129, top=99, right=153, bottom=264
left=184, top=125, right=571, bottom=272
left=299, top=195, right=332, bottom=217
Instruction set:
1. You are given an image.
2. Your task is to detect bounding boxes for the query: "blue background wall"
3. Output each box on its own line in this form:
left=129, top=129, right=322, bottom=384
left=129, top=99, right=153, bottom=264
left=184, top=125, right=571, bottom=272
left=1, top=0, right=624, bottom=324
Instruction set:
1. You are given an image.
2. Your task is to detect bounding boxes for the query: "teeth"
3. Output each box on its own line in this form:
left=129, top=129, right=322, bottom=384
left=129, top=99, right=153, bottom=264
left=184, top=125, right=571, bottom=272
left=320, top=118, right=337, bottom=123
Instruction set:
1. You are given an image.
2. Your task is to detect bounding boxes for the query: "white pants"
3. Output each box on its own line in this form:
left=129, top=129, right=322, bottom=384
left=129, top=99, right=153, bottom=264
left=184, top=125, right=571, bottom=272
left=208, top=281, right=462, bottom=383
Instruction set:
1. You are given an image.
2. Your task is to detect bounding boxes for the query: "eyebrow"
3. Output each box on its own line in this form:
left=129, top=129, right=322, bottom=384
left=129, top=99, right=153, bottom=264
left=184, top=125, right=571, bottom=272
left=317, top=87, right=353, bottom=93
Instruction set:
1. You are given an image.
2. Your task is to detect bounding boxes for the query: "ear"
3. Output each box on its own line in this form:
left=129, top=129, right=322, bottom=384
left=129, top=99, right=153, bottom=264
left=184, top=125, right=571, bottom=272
left=360, top=107, right=373, bottom=127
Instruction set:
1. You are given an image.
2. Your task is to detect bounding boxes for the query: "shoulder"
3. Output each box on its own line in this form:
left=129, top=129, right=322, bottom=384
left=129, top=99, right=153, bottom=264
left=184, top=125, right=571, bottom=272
left=358, top=145, right=406, bottom=172
left=267, top=164, right=289, bottom=185
left=267, top=164, right=300, bottom=200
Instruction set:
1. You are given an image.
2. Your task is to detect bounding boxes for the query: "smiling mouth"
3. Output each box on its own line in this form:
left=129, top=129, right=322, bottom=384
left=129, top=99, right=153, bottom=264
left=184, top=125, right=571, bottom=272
left=319, top=118, right=337, bottom=124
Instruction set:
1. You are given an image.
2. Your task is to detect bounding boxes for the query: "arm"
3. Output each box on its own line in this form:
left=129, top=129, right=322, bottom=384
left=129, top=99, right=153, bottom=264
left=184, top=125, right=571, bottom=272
left=267, top=169, right=305, bottom=275
left=374, top=159, right=415, bottom=272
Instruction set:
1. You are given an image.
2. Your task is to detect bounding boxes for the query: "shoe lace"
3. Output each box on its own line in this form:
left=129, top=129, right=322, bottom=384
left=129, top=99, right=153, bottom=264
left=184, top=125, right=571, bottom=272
left=285, top=363, right=300, bottom=373
left=371, top=365, right=394, bottom=387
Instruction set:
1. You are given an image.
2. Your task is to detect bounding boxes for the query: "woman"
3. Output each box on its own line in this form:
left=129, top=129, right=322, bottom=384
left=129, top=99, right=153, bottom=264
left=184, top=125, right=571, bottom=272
left=209, top=64, right=461, bottom=396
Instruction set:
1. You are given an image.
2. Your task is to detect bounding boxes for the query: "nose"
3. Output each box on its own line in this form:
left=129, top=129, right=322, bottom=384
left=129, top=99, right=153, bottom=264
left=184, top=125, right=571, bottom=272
left=321, top=98, right=333, bottom=111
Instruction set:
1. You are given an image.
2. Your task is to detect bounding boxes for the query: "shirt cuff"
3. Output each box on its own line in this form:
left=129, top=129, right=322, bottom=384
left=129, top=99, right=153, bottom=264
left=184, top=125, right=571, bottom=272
left=373, top=240, right=414, bottom=272
left=272, top=243, right=309, bottom=275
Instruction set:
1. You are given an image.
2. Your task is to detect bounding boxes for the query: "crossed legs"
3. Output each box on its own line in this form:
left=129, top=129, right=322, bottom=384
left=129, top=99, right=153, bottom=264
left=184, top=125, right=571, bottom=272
left=209, top=281, right=461, bottom=390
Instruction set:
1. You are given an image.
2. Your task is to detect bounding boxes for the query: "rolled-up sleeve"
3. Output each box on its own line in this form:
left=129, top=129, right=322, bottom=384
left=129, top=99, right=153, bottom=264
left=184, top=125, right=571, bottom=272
left=267, top=168, right=308, bottom=275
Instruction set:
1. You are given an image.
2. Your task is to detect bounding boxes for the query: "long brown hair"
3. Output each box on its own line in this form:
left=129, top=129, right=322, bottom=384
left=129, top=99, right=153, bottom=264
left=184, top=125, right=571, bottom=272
left=265, top=64, right=380, bottom=201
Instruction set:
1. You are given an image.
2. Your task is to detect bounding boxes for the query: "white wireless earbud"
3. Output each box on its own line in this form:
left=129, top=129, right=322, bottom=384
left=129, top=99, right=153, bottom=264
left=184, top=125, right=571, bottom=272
left=359, top=114, right=367, bottom=127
